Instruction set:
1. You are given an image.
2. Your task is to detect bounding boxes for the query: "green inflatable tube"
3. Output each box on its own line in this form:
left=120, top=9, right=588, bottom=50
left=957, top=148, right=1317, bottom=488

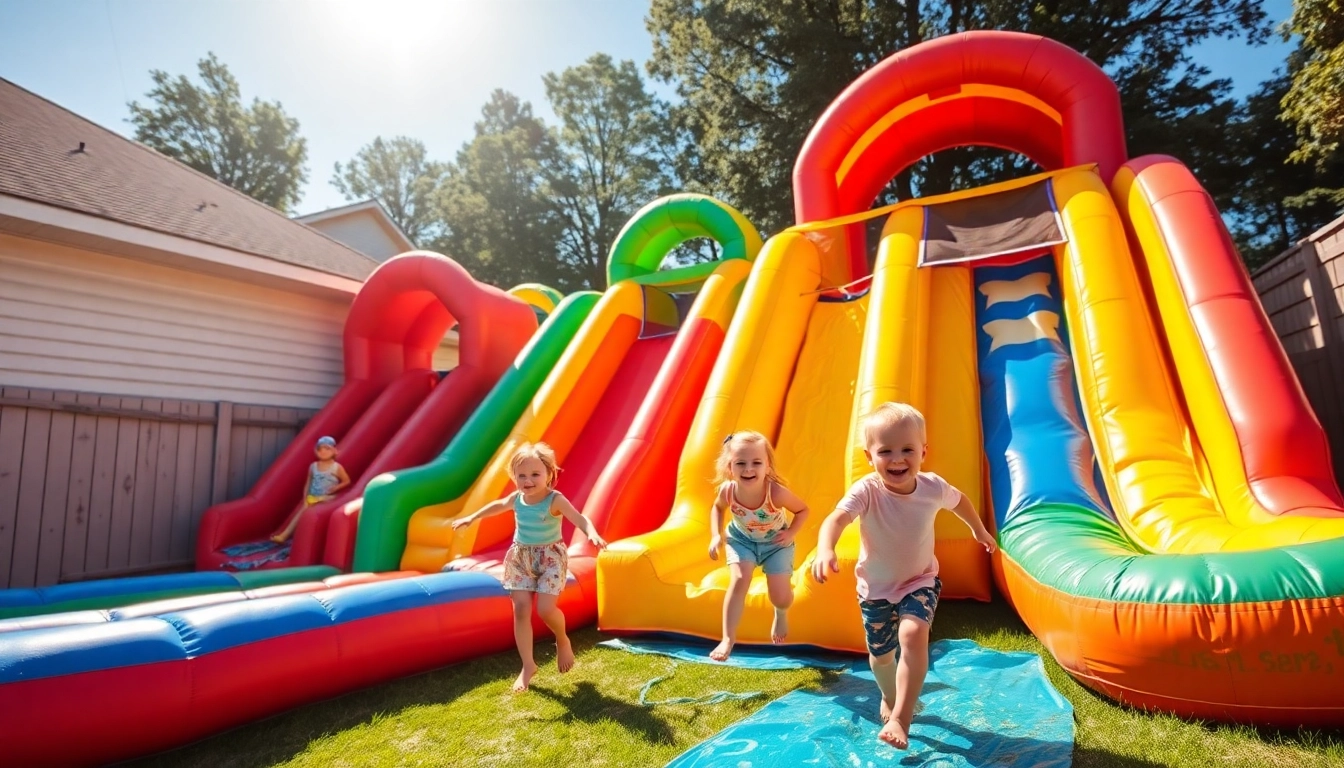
left=606, top=194, right=762, bottom=287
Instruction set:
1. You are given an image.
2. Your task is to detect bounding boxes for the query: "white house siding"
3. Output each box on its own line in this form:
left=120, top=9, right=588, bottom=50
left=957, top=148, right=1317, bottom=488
left=0, top=234, right=349, bottom=409
left=433, top=334, right=460, bottom=371
left=305, top=216, right=405, bottom=262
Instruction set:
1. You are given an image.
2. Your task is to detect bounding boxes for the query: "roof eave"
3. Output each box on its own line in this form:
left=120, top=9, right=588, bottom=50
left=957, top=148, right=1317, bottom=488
left=0, top=194, right=365, bottom=299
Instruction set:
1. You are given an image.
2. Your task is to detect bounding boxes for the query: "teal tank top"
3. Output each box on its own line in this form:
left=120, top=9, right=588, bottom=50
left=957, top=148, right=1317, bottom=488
left=513, top=490, right=562, bottom=545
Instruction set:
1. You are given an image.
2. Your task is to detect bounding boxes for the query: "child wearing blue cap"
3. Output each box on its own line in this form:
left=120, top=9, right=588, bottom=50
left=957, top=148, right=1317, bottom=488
left=271, top=435, right=350, bottom=544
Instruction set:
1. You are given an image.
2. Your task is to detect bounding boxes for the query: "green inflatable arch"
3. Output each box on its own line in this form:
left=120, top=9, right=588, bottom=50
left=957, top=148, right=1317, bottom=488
left=606, top=194, right=763, bottom=288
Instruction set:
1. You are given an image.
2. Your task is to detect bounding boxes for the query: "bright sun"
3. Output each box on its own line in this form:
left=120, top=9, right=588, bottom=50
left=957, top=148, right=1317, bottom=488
left=321, top=0, right=489, bottom=52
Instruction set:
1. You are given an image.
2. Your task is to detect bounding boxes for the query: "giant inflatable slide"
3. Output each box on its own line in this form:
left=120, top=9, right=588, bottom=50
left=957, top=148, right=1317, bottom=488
left=0, top=195, right=760, bottom=766
left=599, top=31, right=1344, bottom=727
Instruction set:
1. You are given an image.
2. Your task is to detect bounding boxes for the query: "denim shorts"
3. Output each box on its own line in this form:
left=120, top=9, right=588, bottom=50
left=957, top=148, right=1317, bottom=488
left=724, top=527, right=795, bottom=575
left=859, top=578, right=942, bottom=657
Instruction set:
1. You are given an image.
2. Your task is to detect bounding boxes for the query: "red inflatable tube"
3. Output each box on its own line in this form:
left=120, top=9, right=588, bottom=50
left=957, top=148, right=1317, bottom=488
left=794, top=30, right=1127, bottom=279
left=197, top=253, right=539, bottom=570
left=0, top=591, right=517, bottom=768
left=1115, top=156, right=1344, bottom=514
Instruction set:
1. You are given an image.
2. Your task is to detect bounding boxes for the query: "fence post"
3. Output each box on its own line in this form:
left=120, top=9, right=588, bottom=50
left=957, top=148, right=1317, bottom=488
left=211, top=402, right=233, bottom=505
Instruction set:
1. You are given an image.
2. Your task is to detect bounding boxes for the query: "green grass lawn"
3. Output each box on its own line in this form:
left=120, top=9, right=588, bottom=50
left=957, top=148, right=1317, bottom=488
left=121, top=600, right=1344, bottom=768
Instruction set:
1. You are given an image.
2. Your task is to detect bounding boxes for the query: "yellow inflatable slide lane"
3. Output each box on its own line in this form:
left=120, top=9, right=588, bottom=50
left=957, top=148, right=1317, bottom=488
left=597, top=208, right=991, bottom=651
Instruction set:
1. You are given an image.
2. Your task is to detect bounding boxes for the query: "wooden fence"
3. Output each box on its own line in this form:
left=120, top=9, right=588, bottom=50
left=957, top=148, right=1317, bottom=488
left=1251, top=213, right=1344, bottom=484
left=0, top=387, right=313, bottom=589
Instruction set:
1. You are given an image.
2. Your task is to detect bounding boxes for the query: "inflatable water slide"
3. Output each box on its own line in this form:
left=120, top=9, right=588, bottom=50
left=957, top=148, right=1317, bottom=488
left=0, top=196, right=760, bottom=767
left=600, top=31, right=1344, bottom=727
left=0, top=256, right=581, bottom=623
left=196, top=254, right=562, bottom=572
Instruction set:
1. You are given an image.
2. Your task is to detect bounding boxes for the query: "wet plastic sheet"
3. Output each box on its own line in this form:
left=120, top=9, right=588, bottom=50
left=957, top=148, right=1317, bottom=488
left=663, top=639, right=1073, bottom=768
left=597, top=637, right=853, bottom=671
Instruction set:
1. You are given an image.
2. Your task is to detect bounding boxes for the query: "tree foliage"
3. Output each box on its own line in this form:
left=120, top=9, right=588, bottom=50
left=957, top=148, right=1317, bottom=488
left=128, top=52, right=308, bottom=212
left=1282, top=0, right=1344, bottom=166
left=1226, top=72, right=1344, bottom=268
left=544, top=54, right=672, bottom=289
left=433, top=91, right=568, bottom=290
left=434, top=58, right=671, bottom=293
left=331, top=136, right=446, bottom=245
left=646, top=0, right=1269, bottom=235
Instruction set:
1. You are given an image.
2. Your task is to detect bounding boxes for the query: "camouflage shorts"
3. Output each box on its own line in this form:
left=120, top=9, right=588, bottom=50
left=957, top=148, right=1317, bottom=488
left=859, top=577, right=942, bottom=657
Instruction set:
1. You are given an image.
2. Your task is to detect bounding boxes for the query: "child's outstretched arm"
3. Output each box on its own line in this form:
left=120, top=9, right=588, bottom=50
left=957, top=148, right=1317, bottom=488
left=770, top=483, right=809, bottom=546
left=950, top=492, right=997, bottom=553
left=332, top=464, right=352, bottom=495
left=708, top=498, right=726, bottom=560
left=810, top=509, right=853, bottom=583
left=555, top=494, right=607, bottom=549
left=451, top=498, right=512, bottom=530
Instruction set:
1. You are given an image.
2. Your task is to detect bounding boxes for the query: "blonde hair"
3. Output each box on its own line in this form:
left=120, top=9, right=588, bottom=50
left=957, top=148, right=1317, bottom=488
left=714, top=430, right=787, bottom=487
left=859, top=402, right=926, bottom=447
left=509, top=441, right=560, bottom=488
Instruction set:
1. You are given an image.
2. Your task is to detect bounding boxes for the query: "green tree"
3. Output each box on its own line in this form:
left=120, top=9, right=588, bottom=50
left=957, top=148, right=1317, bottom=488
left=544, top=54, right=672, bottom=289
left=331, top=137, right=445, bottom=245
left=647, top=0, right=1268, bottom=236
left=1227, top=73, right=1344, bottom=268
left=1282, top=0, right=1344, bottom=167
left=434, top=91, right=568, bottom=290
left=128, top=52, right=308, bottom=212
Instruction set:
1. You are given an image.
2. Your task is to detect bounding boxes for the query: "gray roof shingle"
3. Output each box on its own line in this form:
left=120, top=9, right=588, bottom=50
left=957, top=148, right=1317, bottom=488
left=0, top=77, right=378, bottom=281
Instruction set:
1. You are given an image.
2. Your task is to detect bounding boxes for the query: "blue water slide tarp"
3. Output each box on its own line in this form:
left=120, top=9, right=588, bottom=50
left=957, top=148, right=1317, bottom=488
left=653, top=638, right=1073, bottom=768
left=597, top=637, right=853, bottom=671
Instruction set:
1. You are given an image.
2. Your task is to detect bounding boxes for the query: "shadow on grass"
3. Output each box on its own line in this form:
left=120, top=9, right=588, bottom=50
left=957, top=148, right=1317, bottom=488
left=1071, top=746, right=1169, bottom=767
left=529, top=680, right=676, bottom=746
left=119, top=631, right=606, bottom=768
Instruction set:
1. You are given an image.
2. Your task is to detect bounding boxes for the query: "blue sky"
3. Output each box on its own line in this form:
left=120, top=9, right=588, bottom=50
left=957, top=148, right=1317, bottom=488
left=0, top=0, right=1297, bottom=216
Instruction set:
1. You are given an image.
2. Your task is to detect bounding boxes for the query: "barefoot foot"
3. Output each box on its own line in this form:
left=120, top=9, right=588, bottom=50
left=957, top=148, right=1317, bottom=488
left=879, top=697, right=894, bottom=723
left=771, top=608, right=789, bottom=645
left=709, top=638, right=735, bottom=662
left=270, top=534, right=287, bottom=544
left=556, top=636, right=575, bottom=674
left=512, top=662, right=538, bottom=693
left=878, top=717, right=910, bottom=749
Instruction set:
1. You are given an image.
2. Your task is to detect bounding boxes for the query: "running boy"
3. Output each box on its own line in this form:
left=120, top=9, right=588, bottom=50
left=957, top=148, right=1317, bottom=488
left=811, top=402, right=997, bottom=749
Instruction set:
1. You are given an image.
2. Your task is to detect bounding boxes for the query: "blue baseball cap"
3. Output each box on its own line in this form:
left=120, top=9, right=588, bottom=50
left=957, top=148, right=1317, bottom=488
left=316, top=436, right=337, bottom=448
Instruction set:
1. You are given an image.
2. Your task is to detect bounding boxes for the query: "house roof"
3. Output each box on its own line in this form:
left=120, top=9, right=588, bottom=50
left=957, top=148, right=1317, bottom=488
left=295, top=199, right=416, bottom=253
left=0, top=77, right=379, bottom=281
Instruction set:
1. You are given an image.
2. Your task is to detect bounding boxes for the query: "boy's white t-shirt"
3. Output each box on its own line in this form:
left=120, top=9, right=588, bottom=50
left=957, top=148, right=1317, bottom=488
left=835, top=471, right=963, bottom=603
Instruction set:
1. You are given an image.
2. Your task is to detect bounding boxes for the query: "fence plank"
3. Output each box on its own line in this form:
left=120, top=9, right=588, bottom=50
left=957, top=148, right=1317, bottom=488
left=244, top=407, right=265, bottom=498
left=149, top=400, right=181, bottom=564
left=191, top=406, right=215, bottom=561
left=83, top=399, right=121, bottom=575
left=106, top=396, right=141, bottom=571
left=169, top=401, right=200, bottom=562
left=59, top=392, right=99, bottom=580
left=0, top=393, right=28, bottom=589
left=8, top=389, right=52, bottom=588
left=211, top=402, right=233, bottom=505
left=228, top=407, right=250, bottom=500
left=35, top=391, right=76, bottom=586
left=128, top=399, right=161, bottom=567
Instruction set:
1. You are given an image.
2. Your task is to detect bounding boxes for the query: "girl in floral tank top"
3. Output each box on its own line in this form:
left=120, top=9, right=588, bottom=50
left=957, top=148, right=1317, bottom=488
left=707, top=431, right=810, bottom=662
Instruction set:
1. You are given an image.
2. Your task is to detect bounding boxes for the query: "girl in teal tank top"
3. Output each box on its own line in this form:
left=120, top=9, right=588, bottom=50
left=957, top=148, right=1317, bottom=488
left=512, top=489, right=563, bottom=545
left=451, top=442, right=607, bottom=693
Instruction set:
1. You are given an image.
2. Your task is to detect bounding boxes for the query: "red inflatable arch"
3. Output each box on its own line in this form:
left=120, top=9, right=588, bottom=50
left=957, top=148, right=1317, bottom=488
left=197, top=252, right=538, bottom=571
left=793, top=30, right=1128, bottom=282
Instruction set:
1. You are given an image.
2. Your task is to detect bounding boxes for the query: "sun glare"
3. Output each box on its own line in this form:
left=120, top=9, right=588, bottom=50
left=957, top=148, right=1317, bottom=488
left=321, top=0, right=491, bottom=53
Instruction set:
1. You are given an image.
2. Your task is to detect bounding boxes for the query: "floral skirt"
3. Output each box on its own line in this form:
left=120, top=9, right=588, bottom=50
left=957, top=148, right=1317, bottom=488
left=501, top=541, right=568, bottom=595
